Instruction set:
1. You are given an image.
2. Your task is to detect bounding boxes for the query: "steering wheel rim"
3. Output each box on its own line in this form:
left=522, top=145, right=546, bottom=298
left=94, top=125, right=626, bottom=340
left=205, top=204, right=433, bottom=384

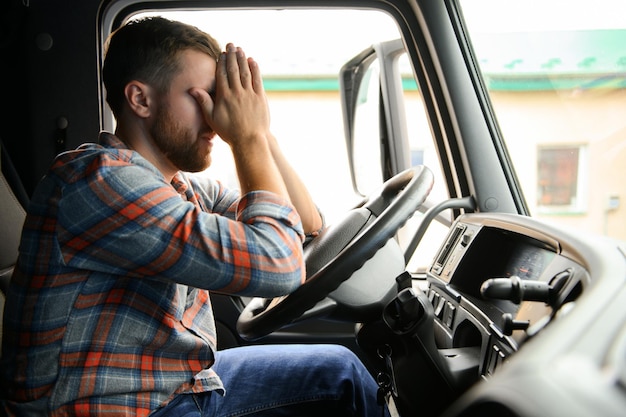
left=237, top=166, right=434, bottom=340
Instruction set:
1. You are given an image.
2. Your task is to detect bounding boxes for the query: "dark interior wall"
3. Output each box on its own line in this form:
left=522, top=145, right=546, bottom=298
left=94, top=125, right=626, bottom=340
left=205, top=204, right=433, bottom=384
left=0, top=0, right=102, bottom=195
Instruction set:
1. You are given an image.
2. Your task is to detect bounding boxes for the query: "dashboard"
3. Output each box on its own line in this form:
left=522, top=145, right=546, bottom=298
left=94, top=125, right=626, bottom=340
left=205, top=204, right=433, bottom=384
left=425, top=213, right=589, bottom=377
left=417, top=212, right=626, bottom=417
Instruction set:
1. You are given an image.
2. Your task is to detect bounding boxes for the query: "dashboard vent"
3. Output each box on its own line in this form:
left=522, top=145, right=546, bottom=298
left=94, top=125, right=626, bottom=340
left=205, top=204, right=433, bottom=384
left=432, top=224, right=466, bottom=275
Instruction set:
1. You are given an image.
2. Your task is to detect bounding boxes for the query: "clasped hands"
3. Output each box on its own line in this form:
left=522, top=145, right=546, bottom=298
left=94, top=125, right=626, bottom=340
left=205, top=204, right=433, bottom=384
left=190, top=43, right=270, bottom=151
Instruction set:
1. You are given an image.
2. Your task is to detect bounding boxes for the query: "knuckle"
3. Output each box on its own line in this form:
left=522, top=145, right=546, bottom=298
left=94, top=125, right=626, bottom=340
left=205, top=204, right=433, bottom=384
left=226, top=64, right=238, bottom=76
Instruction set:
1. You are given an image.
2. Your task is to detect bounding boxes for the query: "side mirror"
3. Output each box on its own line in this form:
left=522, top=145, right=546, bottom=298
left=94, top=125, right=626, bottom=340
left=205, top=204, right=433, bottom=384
left=340, top=48, right=383, bottom=195
left=339, top=39, right=411, bottom=196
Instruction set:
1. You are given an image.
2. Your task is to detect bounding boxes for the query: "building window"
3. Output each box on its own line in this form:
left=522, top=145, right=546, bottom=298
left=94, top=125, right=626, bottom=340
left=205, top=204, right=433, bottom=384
left=537, top=145, right=586, bottom=213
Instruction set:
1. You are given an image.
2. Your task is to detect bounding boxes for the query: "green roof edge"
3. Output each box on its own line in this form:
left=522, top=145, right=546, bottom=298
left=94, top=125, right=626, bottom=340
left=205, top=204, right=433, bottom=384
left=263, top=75, right=626, bottom=92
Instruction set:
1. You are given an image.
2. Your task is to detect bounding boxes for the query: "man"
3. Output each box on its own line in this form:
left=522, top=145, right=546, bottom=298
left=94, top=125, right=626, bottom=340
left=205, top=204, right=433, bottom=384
left=0, top=17, right=386, bottom=416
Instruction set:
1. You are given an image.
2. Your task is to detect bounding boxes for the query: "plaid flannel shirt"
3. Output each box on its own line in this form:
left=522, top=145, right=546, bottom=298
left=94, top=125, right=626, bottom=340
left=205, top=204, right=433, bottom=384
left=0, top=132, right=305, bottom=416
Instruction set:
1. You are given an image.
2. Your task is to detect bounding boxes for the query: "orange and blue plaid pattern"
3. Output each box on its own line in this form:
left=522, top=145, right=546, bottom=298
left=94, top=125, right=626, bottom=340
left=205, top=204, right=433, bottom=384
left=0, top=132, right=305, bottom=416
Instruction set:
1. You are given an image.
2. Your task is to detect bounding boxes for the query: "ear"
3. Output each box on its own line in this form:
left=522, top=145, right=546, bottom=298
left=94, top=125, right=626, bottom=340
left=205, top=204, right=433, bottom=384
left=123, top=81, right=154, bottom=118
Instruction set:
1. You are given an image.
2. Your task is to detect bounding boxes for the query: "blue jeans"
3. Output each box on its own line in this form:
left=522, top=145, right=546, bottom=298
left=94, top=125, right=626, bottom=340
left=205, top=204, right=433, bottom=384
left=151, top=344, right=387, bottom=416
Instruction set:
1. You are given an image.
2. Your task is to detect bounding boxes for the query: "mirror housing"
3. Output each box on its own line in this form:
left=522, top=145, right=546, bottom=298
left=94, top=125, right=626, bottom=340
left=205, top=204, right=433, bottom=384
left=339, top=39, right=412, bottom=196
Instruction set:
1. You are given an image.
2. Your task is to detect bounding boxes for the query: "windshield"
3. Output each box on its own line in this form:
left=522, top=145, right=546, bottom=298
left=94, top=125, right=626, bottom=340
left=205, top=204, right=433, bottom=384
left=459, top=0, right=626, bottom=241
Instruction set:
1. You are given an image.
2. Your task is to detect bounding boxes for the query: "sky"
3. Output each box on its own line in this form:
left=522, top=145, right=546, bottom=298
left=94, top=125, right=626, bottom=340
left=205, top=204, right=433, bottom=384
left=139, top=9, right=400, bottom=76
left=138, top=1, right=626, bottom=76
left=460, top=0, right=626, bottom=32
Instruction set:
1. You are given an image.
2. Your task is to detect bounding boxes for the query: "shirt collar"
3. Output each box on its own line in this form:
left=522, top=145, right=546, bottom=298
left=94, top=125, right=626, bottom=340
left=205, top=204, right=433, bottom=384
left=98, top=131, right=188, bottom=195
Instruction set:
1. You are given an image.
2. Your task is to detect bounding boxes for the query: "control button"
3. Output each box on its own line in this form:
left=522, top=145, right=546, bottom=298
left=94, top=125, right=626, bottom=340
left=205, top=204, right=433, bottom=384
left=428, top=289, right=436, bottom=304
left=487, top=345, right=500, bottom=375
left=445, top=303, right=456, bottom=328
left=434, top=296, right=445, bottom=318
left=432, top=292, right=440, bottom=309
left=497, top=348, right=506, bottom=368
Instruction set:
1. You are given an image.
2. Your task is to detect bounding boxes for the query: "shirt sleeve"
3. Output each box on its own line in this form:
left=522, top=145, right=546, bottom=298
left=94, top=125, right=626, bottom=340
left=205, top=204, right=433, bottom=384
left=55, top=159, right=306, bottom=297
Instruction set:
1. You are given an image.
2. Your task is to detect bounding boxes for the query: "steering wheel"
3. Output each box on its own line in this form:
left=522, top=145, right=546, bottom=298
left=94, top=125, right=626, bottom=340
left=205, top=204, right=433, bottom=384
left=237, top=166, right=434, bottom=340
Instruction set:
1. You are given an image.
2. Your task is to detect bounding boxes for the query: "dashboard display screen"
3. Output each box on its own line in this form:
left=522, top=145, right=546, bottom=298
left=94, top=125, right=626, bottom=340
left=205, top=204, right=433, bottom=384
left=443, top=227, right=556, bottom=306
left=502, top=245, right=556, bottom=281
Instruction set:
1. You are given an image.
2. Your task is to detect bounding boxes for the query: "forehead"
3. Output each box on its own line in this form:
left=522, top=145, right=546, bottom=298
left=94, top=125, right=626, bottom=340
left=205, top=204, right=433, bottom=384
left=171, top=48, right=217, bottom=89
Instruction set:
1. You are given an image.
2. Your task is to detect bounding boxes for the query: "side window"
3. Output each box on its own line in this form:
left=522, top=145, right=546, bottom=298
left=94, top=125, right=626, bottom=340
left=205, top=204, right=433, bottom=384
left=118, top=8, right=449, bottom=272
left=401, top=56, right=451, bottom=271
left=401, top=54, right=447, bottom=203
left=127, top=9, right=407, bottom=226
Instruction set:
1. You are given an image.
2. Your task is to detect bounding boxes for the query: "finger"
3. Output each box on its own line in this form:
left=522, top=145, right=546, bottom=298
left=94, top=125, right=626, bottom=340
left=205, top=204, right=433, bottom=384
left=215, top=51, right=228, bottom=93
left=236, top=47, right=252, bottom=88
left=189, top=88, right=215, bottom=123
left=248, top=57, right=265, bottom=95
left=225, top=43, right=240, bottom=89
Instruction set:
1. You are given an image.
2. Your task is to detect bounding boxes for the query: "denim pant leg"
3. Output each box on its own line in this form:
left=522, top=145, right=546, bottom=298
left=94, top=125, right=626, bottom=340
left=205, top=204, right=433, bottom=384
left=204, top=344, right=386, bottom=417
left=150, top=393, right=203, bottom=417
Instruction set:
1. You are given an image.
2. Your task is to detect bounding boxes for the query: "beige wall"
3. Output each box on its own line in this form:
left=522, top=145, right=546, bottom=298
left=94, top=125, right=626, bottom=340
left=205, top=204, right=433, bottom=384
left=262, top=88, right=626, bottom=241
left=490, top=89, right=626, bottom=240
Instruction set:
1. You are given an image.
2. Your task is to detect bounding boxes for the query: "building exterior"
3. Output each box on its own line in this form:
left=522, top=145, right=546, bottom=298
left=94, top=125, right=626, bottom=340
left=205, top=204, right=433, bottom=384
left=261, top=29, right=626, bottom=241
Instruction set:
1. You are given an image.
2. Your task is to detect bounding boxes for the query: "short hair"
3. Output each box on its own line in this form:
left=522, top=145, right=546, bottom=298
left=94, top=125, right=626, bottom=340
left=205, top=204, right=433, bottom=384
left=103, top=16, right=221, bottom=117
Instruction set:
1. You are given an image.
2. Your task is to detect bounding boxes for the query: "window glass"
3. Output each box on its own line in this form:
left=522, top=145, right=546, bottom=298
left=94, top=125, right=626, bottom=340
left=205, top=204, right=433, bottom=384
left=117, top=8, right=451, bottom=273
left=460, top=0, right=626, bottom=240
left=537, top=146, right=586, bottom=212
left=129, top=9, right=447, bottom=227
left=130, top=9, right=404, bottom=226
left=401, top=53, right=447, bottom=203
left=400, top=54, right=451, bottom=271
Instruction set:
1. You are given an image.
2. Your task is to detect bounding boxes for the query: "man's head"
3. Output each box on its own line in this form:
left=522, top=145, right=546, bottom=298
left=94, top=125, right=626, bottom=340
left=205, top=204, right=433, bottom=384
left=103, top=16, right=221, bottom=119
left=103, top=17, right=222, bottom=174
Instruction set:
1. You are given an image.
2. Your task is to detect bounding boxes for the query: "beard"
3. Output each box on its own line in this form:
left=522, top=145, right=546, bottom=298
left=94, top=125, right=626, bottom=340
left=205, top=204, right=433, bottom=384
left=150, top=101, right=212, bottom=173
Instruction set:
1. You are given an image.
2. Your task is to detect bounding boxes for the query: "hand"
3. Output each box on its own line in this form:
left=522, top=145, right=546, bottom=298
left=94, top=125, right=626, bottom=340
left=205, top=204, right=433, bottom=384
left=191, top=43, right=270, bottom=149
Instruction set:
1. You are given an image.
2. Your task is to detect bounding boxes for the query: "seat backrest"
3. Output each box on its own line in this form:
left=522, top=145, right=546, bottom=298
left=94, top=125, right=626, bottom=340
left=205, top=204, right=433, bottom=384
left=0, top=141, right=27, bottom=355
